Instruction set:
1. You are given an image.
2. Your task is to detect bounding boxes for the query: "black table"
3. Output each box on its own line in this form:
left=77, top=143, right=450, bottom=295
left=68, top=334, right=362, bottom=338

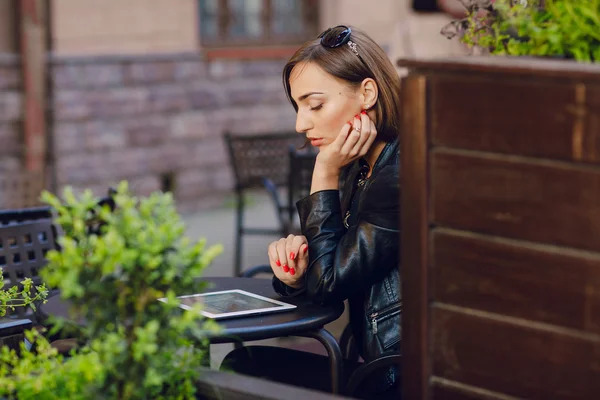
left=39, top=277, right=346, bottom=393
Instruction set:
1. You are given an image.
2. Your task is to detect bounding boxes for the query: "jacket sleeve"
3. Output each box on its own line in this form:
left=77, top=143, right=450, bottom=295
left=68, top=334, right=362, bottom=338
left=273, top=164, right=400, bottom=304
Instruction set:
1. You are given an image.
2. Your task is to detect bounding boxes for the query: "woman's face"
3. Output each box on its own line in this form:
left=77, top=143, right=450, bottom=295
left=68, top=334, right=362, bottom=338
left=289, top=61, right=363, bottom=149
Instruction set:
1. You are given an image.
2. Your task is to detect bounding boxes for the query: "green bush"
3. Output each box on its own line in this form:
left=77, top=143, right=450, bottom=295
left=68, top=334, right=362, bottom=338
left=446, top=0, right=600, bottom=62
left=0, top=182, right=222, bottom=399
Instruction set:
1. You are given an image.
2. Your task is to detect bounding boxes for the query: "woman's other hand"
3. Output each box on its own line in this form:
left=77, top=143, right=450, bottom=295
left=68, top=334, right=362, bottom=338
left=311, top=111, right=377, bottom=193
left=268, top=235, right=309, bottom=289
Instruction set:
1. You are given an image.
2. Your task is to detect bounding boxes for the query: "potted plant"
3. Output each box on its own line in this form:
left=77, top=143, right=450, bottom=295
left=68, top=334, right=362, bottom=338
left=0, top=182, right=222, bottom=399
left=441, top=0, right=600, bottom=62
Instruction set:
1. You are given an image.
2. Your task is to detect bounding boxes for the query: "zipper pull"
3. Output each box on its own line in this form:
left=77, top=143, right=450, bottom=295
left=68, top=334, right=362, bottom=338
left=372, top=315, right=378, bottom=334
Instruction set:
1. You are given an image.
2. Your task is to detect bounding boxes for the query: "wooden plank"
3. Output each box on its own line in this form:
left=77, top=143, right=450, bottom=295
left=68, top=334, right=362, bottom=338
left=397, top=56, right=600, bottom=81
left=431, top=305, right=600, bottom=399
left=432, top=228, right=600, bottom=333
left=430, top=78, right=600, bottom=164
left=431, top=150, right=600, bottom=252
left=431, top=377, right=521, bottom=400
left=400, top=74, right=430, bottom=400
left=196, top=369, right=350, bottom=400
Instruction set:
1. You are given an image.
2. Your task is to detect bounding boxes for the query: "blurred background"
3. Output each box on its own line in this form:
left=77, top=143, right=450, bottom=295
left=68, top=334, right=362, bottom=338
left=0, top=0, right=466, bottom=275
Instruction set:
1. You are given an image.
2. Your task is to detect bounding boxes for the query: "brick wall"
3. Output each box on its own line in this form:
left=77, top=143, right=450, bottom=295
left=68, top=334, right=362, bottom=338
left=50, top=53, right=297, bottom=213
left=0, top=53, right=22, bottom=172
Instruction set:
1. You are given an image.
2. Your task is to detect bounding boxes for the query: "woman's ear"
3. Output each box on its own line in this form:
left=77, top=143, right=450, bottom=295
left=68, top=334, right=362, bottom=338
left=360, top=78, right=378, bottom=110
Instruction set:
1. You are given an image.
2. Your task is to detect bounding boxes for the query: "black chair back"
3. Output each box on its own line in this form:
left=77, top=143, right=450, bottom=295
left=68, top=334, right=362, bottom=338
left=223, top=131, right=306, bottom=276
left=0, top=206, right=53, bottom=227
left=287, top=146, right=317, bottom=225
left=0, top=219, right=57, bottom=288
left=224, top=132, right=303, bottom=190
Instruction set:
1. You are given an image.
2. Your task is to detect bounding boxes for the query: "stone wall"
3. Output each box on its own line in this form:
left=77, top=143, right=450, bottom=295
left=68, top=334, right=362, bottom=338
left=50, top=53, right=297, bottom=213
left=0, top=53, right=22, bottom=172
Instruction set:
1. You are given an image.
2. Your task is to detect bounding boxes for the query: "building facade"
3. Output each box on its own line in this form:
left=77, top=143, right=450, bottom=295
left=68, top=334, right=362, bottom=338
left=0, top=0, right=459, bottom=212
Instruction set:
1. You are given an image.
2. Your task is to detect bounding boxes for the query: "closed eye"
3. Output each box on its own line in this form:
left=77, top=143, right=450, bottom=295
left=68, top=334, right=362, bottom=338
left=310, top=104, right=323, bottom=111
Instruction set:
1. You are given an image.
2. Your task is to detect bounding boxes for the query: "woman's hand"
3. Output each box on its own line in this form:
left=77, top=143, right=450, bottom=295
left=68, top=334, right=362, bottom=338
left=311, top=111, right=377, bottom=193
left=268, top=235, right=309, bottom=289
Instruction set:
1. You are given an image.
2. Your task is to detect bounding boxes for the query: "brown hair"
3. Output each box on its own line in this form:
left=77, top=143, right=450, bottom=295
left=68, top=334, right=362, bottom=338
left=283, top=25, right=401, bottom=142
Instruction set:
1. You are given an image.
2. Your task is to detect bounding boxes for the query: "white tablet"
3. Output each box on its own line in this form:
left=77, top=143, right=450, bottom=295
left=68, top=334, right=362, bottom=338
left=160, top=289, right=297, bottom=320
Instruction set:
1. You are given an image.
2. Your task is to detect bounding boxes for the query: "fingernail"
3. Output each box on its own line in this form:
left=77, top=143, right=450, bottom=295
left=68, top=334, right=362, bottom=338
left=361, top=110, right=367, bottom=115
left=289, top=268, right=296, bottom=276
left=348, top=120, right=353, bottom=125
left=289, top=252, right=295, bottom=260
left=283, top=265, right=289, bottom=273
left=303, top=245, right=308, bottom=254
left=276, top=260, right=281, bottom=267
left=355, top=114, right=360, bottom=119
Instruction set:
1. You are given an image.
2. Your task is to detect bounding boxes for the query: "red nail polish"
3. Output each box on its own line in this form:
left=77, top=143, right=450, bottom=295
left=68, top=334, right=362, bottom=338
left=276, top=260, right=281, bottom=267
left=290, top=252, right=295, bottom=260
left=361, top=110, right=367, bottom=115
left=283, top=265, right=289, bottom=273
left=289, top=268, right=296, bottom=276
left=303, top=245, right=308, bottom=254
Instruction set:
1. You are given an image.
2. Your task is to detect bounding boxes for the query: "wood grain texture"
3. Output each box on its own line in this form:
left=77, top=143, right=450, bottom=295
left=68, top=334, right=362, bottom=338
left=432, top=228, right=600, bottom=333
left=400, top=74, right=430, bottom=400
left=430, top=78, right=600, bottom=164
left=431, top=150, right=600, bottom=251
left=397, top=56, right=600, bottom=81
left=431, top=305, right=600, bottom=399
left=431, top=377, right=521, bottom=400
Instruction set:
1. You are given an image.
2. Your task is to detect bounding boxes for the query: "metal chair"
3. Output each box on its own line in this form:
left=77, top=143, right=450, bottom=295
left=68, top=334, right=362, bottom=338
left=0, top=206, right=53, bottom=227
left=239, top=264, right=400, bottom=396
left=0, top=318, right=33, bottom=352
left=223, top=131, right=309, bottom=276
left=0, top=188, right=116, bottom=317
left=338, top=324, right=401, bottom=397
left=0, top=218, right=58, bottom=319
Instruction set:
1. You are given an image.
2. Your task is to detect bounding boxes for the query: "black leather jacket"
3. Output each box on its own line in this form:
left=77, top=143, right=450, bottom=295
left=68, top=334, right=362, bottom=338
left=273, top=138, right=401, bottom=388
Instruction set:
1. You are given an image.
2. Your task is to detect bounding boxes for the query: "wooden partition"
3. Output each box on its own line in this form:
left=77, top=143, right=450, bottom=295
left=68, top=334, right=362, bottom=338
left=399, top=57, right=600, bottom=399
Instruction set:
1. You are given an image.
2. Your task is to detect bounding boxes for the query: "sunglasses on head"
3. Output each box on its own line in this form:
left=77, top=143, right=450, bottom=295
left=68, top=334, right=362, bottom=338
left=318, top=25, right=367, bottom=66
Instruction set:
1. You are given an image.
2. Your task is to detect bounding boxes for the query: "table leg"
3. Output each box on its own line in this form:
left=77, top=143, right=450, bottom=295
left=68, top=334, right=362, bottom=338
left=298, top=328, right=344, bottom=394
left=201, top=344, right=211, bottom=368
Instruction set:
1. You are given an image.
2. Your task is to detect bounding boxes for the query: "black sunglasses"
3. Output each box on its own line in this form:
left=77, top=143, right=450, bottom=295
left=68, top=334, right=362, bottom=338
left=319, top=25, right=353, bottom=48
left=318, top=25, right=367, bottom=66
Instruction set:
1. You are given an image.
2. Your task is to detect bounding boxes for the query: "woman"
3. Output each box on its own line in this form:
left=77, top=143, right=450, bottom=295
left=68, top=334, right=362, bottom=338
left=221, top=25, right=401, bottom=399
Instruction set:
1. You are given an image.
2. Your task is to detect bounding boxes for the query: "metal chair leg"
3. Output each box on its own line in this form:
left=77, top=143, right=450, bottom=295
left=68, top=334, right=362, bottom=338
left=298, top=328, right=344, bottom=394
left=234, top=189, right=244, bottom=277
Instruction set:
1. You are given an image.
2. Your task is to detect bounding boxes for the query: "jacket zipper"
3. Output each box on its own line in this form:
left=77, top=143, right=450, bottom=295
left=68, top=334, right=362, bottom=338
left=369, top=302, right=402, bottom=335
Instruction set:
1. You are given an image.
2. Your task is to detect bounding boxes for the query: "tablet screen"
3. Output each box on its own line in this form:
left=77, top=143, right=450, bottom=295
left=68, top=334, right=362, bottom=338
left=182, top=291, right=280, bottom=314
left=162, top=289, right=296, bottom=320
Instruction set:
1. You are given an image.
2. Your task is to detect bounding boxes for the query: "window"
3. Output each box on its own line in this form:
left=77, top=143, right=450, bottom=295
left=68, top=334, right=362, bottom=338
left=198, top=0, right=320, bottom=48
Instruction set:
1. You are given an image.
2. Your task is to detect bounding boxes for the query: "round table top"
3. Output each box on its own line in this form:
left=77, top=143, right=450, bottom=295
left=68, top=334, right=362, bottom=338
left=39, top=277, right=345, bottom=344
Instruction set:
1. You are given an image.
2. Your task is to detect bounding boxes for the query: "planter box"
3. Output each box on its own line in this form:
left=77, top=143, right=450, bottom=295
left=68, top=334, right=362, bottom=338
left=399, top=56, right=600, bottom=399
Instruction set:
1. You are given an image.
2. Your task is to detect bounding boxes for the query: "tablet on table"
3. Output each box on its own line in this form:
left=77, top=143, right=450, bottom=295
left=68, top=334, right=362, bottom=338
left=159, top=289, right=296, bottom=320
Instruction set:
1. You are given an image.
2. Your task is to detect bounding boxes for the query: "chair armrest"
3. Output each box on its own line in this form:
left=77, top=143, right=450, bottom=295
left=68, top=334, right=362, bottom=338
left=239, top=265, right=274, bottom=278
left=345, top=352, right=401, bottom=396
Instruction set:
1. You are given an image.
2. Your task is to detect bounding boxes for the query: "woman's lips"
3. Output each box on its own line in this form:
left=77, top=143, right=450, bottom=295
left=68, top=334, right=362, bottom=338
left=309, top=138, right=324, bottom=146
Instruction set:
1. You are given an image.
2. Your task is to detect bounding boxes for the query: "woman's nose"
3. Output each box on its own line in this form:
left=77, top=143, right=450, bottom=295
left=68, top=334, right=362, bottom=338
left=295, top=113, right=311, bottom=134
